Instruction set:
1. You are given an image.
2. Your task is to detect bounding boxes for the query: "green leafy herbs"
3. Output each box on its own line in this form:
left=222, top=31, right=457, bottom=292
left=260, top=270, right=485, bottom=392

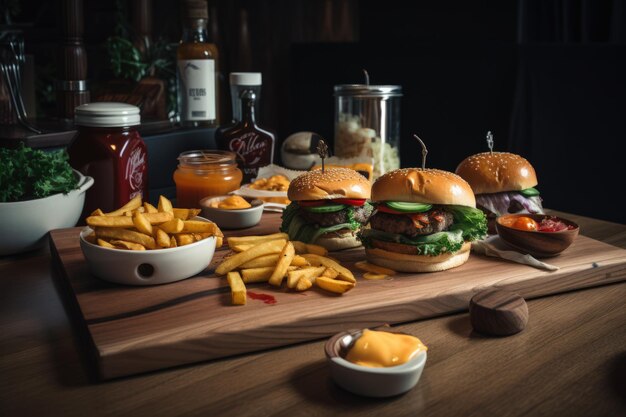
left=0, top=146, right=79, bottom=202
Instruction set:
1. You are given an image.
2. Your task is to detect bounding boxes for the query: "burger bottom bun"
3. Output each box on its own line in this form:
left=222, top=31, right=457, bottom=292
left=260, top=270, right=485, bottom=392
left=365, top=242, right=471, bottom=272
left=314, top=233, right=362, bottom=252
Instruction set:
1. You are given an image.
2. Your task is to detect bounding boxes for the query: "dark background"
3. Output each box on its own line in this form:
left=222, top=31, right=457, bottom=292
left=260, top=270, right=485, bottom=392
left=5, top=0, right=626, bottom=223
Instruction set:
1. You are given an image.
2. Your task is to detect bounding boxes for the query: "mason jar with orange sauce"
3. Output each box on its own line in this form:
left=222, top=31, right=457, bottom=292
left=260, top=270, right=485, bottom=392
left=173, top=150, right=242, bottom=208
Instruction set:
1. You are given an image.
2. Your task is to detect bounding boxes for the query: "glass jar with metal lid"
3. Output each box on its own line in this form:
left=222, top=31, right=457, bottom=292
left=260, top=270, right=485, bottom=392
left=334, top=84, right=402, bottom=179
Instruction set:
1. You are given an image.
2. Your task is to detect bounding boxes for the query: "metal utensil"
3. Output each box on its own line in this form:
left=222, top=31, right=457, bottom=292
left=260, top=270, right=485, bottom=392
left=0, top=30, right=42, bottom=134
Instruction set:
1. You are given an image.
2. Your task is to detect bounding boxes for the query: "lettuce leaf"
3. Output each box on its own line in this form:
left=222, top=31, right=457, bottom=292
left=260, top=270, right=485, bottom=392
left=446, top=205, right=488, bottom=242
left=360, top=228, right=464, bottom=256
left=280, top=202, right=364, bottom=243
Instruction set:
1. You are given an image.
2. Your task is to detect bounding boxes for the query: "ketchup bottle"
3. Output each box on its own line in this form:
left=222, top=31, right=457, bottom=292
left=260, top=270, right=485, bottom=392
left=69, top=102, right=148, bottom=221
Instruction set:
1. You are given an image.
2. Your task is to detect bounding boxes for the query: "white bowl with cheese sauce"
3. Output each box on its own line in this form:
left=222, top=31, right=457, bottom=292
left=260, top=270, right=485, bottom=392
left=324, top=328, right=428, bottom=397
left=199, top=195, right=263, bottom=230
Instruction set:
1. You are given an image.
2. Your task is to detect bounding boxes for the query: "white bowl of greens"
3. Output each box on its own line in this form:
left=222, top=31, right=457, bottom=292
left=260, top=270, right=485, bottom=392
left=0, top=146, right=94, bottom=256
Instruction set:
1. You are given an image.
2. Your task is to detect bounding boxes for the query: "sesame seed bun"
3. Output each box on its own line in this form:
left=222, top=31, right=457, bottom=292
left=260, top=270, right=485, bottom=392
left=455, top=152, right=538, bottom=194
left=288, top=168, right=371, bottom=201
left=371, top=168, right=476, bottom=207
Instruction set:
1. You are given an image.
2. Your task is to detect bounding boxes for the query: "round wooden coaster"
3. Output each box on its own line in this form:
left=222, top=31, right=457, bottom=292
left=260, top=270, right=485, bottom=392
left=469, top=289, right=528, bottom=336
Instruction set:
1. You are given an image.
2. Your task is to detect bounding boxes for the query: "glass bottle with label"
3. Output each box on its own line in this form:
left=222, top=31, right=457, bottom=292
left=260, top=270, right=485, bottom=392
left=69, top=102, right=148, bottom=221
left=219, top=90, right=274, bottom=183
left=215, top=72, right=262, bottom=149
left=177, top=0, right=219, bottom=127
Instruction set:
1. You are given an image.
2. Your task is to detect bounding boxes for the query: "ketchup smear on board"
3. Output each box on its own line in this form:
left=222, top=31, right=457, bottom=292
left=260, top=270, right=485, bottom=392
left=247, top=292, right=277, bottom=304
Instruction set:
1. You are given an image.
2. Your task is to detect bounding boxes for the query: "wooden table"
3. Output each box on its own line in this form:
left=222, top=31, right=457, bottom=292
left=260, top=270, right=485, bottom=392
left=1, top=210, right=625, bottom=416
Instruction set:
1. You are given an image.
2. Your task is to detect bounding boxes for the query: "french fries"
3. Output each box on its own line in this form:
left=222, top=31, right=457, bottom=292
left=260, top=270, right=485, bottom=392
left=101, top=195, right=142, bottom=217
left=86, top=195, right=222, bottom=251
left=291, top=241, right=328, bottom=256
left=241, top=266, right=297, bottom=283
left=158, top=195, right=173, bottom=213
left=215, top=239, right=287, bottom=275
left=95, top=227, right=156, bottom=249
left=227, top=232, right=289, bottom=248
left=159, top=218, right=184, bottom=234
left=301, top=254, right=356, bottom=283
left=268, top=242, right=295, bottom=287
left=227, top=272, right=246, bottom=305
left=316, top=276, right=355, bottom=294
left=173, top=208, right=201, bottom=220
left=286, top=266, right=325, bottom=289
left=133, top=212, right=153, bottom=235
left=216, top=234, right=360, bottom=305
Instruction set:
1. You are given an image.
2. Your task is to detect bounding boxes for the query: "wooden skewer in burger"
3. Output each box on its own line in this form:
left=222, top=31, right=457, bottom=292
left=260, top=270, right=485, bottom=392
left=359, top=135, right=488, bottom=272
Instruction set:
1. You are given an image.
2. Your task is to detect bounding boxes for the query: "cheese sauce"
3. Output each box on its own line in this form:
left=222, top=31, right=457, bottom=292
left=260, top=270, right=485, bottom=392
left=345, top=329, right=427, bottom=368
left=214, top=195, right=251, bottom=210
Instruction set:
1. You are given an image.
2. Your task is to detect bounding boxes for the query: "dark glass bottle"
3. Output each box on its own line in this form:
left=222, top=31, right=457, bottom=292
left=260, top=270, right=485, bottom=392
left=219, top=90, right=275, bottom=183
left=177, top=0, right=219, bottom=127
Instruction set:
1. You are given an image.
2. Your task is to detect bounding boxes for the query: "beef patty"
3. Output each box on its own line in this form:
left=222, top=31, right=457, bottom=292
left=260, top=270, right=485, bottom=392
left=369, top=209, right=453, bottom=237
left=298, top=204, right=373, bottom=227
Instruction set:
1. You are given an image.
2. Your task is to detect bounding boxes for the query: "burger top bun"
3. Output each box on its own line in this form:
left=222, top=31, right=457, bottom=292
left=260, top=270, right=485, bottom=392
left=455, top=152, right=538, bottom=195
left=372, top=168, right=476, bottom=208
left=288, top=168, right=371, bottom=201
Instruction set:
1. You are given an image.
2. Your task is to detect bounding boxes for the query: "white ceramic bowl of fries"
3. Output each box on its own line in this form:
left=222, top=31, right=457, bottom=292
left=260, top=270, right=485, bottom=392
left=79, top=195, right=222, bottom=285
left=0, top=170, right=94, bottom=256
left=80, top=218, right=218, bottom=286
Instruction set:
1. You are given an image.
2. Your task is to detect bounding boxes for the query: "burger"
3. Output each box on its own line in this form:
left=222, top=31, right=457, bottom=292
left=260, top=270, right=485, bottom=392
left=455, top=152, right=543, bottom=233
left=280, top=168, right=373, bottom=251
left=359, top=168, right=487, bottom=272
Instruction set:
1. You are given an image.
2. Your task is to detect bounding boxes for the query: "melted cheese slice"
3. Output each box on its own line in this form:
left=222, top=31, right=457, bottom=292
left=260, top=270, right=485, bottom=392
left=345, top=329, right=427, bottom=368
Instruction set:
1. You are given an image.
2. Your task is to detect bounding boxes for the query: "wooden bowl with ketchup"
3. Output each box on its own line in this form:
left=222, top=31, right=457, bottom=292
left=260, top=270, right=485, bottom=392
left=496, top=213, right=579, bottom=257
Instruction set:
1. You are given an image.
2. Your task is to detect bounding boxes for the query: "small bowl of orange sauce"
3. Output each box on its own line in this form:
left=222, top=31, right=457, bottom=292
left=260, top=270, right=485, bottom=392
left=199, top=195, right=263, bottom=229
left=324, top=327, right=428, bottom=397
left=496, top=213, right=579, bottom=257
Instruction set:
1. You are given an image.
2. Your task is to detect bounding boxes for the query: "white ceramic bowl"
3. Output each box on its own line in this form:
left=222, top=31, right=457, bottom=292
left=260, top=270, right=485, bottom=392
left=325, top=329, right=428, bottom=398
left=0, top=170, right=94, bottom=256
left=199, top=196, right=263, bottom=229
left=79, top=217, right=217, bottom=286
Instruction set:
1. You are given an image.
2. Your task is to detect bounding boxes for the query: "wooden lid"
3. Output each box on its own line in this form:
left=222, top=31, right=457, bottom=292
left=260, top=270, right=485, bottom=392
left=469, top=289, right=528, bottom=336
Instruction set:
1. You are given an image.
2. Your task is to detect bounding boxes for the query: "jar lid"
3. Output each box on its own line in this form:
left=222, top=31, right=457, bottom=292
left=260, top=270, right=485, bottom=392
left=74, top=102, right=141, bottom=127
left=334, top=84, right=402, bottom=98
left=230, top=72, right=262, bottom=86
left=178, top=150, right=237, bottom=165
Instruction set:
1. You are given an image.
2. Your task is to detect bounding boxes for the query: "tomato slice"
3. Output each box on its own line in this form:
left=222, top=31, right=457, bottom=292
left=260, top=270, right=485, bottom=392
left=297, top=200, right=326, bottom=207
left=333, top=198, right=366, bottom=206
left=376, top=205, right=405, bottom=215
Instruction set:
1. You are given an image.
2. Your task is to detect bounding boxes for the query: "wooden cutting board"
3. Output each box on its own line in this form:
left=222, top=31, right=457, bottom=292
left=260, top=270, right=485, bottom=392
left=50, top=214, right=626, bottom=380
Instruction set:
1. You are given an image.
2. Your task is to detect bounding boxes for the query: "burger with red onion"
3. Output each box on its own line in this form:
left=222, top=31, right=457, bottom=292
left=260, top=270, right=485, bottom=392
left=280, top=168, right=373, bottom=251
left=455, top=152, right=543, bottom=233
left=359, top=168, right=487, bottom=272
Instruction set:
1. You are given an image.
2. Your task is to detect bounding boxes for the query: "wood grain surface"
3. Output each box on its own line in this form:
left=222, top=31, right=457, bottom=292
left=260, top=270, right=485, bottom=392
left=49, top=214, right=626, bottom=379
left=469, top=289, right=529, bottom=335
left=1, top=210, right=625, bottom=416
